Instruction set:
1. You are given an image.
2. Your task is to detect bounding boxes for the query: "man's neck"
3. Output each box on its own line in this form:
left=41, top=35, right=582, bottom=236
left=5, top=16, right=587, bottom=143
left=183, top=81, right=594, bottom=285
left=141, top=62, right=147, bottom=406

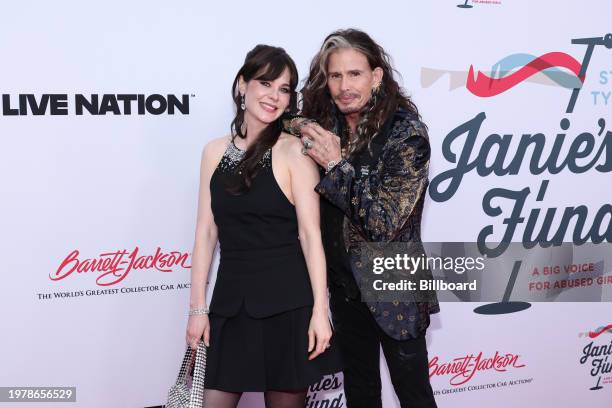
left=345, top=112, right=360, bottom=135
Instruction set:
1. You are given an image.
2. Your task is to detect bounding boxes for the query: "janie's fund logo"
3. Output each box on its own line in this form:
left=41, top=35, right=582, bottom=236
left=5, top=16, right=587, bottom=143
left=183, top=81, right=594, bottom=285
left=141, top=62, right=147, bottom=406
left=579, top=324, right=612, bottom=390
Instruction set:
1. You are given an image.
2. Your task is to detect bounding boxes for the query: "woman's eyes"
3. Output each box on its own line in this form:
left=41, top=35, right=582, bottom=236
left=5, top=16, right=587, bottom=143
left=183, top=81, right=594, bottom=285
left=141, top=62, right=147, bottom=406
left=259, top=81, right=290, bottom=93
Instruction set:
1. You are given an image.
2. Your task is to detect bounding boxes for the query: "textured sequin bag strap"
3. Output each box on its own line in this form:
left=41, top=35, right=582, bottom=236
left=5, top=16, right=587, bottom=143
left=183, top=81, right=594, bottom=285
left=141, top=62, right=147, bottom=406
left=177, top=344, right=196, bottom=382
left=167, top=342, right=206, bottom=408
left=166, top=344, right=195, bottom=408
left=188, top=341, right=207, bottom=407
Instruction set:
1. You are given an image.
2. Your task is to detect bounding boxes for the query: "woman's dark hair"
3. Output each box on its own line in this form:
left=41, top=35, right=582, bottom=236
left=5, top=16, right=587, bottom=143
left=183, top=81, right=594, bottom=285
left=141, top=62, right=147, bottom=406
left=301, top=28, right=422, bottom=157
left=227, top=44, right=298, bottom=194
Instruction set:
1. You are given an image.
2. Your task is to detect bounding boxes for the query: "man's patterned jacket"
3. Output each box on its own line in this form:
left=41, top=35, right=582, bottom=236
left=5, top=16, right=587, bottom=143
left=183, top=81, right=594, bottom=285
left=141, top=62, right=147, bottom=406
left=315, top=108, right=440, bottom=340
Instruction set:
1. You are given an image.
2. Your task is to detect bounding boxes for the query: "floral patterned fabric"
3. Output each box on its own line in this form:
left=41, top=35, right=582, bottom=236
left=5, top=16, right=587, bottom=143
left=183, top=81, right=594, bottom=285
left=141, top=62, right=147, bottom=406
left=315, top=110, right=440, bottom=340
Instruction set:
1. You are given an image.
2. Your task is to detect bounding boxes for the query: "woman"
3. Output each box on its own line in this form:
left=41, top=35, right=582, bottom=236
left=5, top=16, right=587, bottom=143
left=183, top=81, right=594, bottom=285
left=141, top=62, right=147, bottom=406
left=185, top=44, right=341, bottom=408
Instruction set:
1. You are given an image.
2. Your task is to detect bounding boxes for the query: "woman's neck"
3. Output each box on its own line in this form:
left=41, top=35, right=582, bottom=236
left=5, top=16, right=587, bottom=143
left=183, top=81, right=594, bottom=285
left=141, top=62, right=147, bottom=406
left=237, top=114, right=267, bottom=149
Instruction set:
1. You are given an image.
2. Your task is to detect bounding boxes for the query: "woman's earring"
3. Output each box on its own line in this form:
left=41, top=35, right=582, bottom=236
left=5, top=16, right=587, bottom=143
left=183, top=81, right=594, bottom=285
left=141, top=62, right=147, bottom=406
left=240, top=94, right=246, bottom=110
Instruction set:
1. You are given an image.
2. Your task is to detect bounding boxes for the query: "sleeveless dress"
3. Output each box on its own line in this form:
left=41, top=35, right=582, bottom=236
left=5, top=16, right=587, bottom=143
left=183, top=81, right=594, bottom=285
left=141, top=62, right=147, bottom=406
left=204, top=140, right=342, bottom=392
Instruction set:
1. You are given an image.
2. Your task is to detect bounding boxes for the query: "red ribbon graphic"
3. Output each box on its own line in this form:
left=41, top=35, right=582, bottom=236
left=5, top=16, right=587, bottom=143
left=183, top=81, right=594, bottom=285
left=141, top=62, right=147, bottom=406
left=589, top=325, right=612, bottom=338
left=466, top=52, right=584, bottom=97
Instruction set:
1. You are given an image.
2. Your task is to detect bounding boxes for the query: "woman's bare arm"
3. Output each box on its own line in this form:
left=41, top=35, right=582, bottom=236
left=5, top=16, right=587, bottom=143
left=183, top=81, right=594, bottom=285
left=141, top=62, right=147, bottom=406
left=281, top=133, right=332, bottom=359
left=186, top=136, right=228, bottom=348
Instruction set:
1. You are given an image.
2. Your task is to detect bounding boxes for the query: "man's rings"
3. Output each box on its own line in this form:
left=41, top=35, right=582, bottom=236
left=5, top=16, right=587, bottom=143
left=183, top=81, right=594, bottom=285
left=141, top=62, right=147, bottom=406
left=302, top=138, right=313, bottom=150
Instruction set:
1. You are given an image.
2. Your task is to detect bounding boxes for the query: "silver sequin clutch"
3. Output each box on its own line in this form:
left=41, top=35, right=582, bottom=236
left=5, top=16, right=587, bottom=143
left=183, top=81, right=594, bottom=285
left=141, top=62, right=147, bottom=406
left=166, top=341, right=207, bottom=408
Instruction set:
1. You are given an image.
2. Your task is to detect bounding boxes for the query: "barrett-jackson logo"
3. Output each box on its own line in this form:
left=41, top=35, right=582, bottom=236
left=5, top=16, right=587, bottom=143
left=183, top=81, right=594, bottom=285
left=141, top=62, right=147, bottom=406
left=429, top=351, right=526, bottom=386
left=1, top=93, right=190, bottom=115
left=579, top=324, right=612, bottom=390
left=50, top=246, right=192, bottom=286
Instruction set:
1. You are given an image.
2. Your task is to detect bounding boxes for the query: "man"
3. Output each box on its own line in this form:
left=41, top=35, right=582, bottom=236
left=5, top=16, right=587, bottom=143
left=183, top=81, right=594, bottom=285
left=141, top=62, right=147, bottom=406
left=287, top=29, right=440, bottom=407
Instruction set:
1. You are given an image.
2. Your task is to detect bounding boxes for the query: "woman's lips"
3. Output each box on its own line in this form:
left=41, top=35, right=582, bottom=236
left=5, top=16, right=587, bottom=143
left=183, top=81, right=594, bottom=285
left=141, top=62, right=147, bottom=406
left=260, top=102, right=278, bottom=112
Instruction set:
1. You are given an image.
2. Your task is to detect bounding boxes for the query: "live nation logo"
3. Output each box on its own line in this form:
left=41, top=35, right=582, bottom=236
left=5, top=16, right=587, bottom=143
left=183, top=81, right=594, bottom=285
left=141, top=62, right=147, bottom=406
left=429, top=350, right=526, bottom=387
left=1, top=93, right=191, bottom=116
left=578, top=324, right=612, bottom=390
left=50, top=246, right=192, bottom=286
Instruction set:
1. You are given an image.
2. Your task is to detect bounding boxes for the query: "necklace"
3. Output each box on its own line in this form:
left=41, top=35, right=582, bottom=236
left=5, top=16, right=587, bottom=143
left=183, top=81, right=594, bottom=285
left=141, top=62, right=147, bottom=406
left=343, top=127, right=358, bottom=157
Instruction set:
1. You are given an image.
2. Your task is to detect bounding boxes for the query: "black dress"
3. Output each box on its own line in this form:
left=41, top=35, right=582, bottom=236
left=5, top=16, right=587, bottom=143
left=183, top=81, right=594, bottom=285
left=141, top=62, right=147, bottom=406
left=204, top=140, right=342, bottom=392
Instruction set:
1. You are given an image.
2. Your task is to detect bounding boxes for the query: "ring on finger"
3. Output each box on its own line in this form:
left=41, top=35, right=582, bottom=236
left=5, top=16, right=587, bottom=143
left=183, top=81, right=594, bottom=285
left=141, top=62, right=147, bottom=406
left=302, top=138, right=313, bottom=150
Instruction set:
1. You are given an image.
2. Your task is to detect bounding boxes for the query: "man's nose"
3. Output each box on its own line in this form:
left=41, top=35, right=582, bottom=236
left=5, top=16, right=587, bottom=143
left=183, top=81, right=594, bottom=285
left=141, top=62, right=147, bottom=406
left=340, top=77, right=350, bottom=91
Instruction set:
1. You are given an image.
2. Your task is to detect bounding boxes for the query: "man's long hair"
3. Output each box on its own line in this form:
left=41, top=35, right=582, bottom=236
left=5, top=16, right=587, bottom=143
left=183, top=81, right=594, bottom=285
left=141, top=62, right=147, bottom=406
left=301, top=28, right=422, bottom=156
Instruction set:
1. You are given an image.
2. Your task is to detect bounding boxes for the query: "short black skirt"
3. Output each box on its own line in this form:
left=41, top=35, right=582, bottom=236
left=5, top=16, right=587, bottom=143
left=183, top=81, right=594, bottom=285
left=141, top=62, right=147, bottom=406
left=204, top=303, right=343, bottom=392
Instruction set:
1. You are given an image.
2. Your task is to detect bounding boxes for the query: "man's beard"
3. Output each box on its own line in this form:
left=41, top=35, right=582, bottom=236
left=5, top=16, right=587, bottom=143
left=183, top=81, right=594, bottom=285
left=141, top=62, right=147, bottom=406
left=338, top=105, right=362, bottom=115
left=334, top=91, right=364, bottom=115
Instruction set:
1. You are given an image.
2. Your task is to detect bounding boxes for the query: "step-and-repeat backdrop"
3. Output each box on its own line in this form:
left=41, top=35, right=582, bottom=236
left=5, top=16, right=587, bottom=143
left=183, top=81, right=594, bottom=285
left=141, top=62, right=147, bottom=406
left=1, top=1, right=610, bottom=407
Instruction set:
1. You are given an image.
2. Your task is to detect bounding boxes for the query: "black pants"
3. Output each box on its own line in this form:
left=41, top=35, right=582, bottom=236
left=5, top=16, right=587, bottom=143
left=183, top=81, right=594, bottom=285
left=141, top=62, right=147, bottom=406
left=330, top=289, right=437, bottom=408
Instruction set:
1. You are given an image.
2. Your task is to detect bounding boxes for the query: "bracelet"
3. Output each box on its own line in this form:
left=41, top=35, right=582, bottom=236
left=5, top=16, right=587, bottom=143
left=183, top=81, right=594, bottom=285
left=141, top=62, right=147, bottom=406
left=326, top=159, right=339, bottom=173
left=188, top=307, right=209, bottom=316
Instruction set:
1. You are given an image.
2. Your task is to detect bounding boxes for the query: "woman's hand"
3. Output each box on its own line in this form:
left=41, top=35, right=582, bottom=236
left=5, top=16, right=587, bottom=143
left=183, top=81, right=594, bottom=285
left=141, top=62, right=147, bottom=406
left=186, top=314, right=210, bottom=350
left=307, top=307, right=333, bottom=360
